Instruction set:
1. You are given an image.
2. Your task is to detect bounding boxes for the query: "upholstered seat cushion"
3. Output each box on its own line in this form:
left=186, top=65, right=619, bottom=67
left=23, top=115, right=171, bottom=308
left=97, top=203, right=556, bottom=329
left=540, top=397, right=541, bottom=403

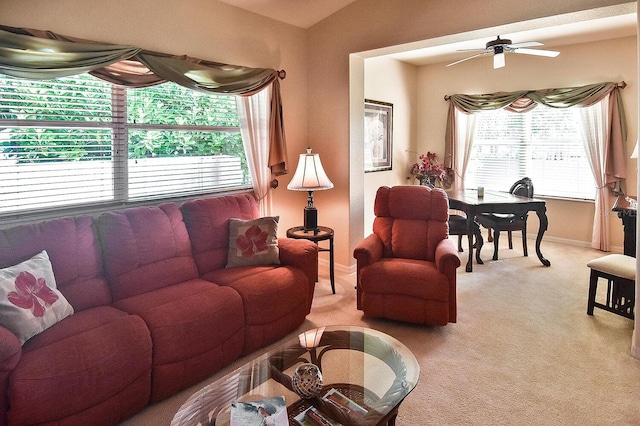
left=113, top=279, right=245, bottom=401
left=359, top=258, right=451, bottom=325
left=202, top=266, right=309, bottom=354
left=8, top=306, right=152, bottom=425
left=587, top=254, right=636, bottom=280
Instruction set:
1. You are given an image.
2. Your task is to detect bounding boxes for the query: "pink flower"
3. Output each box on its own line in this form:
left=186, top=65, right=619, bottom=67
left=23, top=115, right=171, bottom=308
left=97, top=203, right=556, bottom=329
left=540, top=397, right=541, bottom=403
left=7, top=271, right=58, bottom=317
left=236, top=225, right=269, bottom=257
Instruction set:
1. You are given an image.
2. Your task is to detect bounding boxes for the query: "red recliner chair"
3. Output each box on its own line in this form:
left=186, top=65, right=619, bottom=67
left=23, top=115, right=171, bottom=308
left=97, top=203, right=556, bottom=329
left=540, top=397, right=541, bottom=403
left=353, top=185, right=461, bottom=325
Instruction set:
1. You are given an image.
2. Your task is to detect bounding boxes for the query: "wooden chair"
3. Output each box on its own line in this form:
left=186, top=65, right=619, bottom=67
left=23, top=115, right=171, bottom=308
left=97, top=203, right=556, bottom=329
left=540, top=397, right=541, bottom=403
left=448, top=213, right=483, bottom=265
left=476, top=177, right=534, bottom=260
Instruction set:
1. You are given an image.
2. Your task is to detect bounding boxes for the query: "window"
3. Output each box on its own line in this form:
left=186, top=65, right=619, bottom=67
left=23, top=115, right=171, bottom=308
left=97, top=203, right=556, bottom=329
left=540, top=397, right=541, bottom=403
left=0, top=73, right=249, bottom=217
left=465, top=105, right=596, bottom=200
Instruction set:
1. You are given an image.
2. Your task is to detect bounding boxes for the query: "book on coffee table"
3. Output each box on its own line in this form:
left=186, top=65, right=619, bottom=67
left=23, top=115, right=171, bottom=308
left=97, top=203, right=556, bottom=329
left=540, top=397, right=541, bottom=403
left=293, top=406, right=340, bottom=426
left=321, top=388, right=367, bottom=418
left=230, top=395, right=289, bottom=425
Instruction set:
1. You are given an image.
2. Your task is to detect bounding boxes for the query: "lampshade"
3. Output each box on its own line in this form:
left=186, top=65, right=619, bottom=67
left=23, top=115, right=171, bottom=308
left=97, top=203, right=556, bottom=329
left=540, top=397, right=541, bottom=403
left=287, top=148, right=334, bottom=191
left=298, top=327, right=325, bottom=349
left=287, top=148, right=333, bottom=232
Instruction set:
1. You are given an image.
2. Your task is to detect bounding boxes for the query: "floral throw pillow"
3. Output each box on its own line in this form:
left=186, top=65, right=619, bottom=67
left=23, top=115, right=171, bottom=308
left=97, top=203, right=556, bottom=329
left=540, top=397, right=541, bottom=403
left=0, top=250, right=74, bottom=345
left=226, top=216, right=281, bottom=268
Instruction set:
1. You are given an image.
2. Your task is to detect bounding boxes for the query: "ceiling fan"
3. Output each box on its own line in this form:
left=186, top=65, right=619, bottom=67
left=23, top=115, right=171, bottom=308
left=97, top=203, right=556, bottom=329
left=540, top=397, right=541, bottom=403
left=446, top=35, right=560, bottom=69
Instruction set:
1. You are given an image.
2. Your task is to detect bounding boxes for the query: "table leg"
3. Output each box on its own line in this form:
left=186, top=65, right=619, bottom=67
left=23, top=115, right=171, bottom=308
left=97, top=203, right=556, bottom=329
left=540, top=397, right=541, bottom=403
left=534, top=206, right=551, bottom=267
left=474, top=221, right=484, bottom=265
left=465, top=215, right=475, bottom=272
left=329, top=236, right=335, bottom=294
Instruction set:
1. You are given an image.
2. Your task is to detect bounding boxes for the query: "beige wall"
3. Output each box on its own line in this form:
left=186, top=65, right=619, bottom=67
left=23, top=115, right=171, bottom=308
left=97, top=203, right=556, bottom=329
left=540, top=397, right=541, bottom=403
left=412, top=35, right=638, bottom=248
left=363, top=57, right=418, bottom=234
left=0, top=0, right=311, bottom=237
left=361, top=34, right=637, bottom=250
left=308, top=0, right=636, bottom=267
left=0, top=0, right=636, bottom=268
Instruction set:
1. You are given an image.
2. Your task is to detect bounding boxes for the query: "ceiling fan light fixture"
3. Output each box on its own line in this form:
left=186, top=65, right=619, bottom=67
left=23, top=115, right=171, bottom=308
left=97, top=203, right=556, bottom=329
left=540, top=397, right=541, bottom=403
left=447, top=35, right=560, bottom=69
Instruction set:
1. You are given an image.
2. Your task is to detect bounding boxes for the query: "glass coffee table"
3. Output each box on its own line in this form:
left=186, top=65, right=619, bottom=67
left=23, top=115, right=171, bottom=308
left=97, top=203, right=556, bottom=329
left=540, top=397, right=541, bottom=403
left=171, top=325, right=420, bottom=426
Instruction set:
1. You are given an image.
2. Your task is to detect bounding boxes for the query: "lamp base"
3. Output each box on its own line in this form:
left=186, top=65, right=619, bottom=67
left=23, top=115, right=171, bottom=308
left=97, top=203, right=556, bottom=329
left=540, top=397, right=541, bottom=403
left=304, top=207, right=318, bottom=232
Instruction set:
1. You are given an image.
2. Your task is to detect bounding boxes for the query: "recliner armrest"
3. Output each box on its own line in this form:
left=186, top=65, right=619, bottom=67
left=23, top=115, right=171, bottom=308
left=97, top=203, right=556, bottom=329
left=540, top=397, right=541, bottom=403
left=353, top=234, right=383, bottom=268
left=435, top=238, right=461, bottom=274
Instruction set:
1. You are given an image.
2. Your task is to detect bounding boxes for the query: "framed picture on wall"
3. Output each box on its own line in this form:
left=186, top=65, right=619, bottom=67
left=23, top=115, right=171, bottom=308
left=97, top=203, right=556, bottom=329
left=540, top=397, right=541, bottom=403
left=364, top=99, right=393, bottom=172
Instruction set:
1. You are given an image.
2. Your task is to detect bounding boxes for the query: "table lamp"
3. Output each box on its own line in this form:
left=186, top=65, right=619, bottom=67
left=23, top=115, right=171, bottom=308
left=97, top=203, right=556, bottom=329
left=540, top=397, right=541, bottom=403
left=287, top=148, right=334, bottom=231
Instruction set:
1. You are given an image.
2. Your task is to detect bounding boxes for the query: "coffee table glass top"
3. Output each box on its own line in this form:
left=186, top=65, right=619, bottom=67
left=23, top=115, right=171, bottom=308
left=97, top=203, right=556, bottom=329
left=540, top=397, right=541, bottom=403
left=171, top=325, right=420, bottom=426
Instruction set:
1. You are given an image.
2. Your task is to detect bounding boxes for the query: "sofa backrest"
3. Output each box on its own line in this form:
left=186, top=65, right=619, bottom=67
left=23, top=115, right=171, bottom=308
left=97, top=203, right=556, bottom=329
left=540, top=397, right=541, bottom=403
left=373, top=185, right=449, bottom=261
left=180, top=194, right=259, bottom=275
left=0, top=216, right=111, bottom=312
left=97, top=203, right=199, bottom=301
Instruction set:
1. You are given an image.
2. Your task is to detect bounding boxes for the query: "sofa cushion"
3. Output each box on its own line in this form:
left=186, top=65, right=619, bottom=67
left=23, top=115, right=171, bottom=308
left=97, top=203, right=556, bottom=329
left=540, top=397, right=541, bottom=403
left=0, top=215, right=111, bottom=312
left=202, top=266, right=309, bottom=354
left=113, top=279, right=245, bottom=401
left=181, top=194, right=260, bottom=275
left=0, top=250, right=74, bottom=345
left=8, top=306, right=152, bottom=425
left=226, top=216, right=280, bottom=268
left=97, top=203, right=199, bottom=301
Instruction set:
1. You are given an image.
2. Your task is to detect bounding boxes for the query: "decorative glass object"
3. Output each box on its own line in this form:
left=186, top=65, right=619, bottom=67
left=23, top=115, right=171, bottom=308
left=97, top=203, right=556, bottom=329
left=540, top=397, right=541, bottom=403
left=291, top=363, right=323, bottom=398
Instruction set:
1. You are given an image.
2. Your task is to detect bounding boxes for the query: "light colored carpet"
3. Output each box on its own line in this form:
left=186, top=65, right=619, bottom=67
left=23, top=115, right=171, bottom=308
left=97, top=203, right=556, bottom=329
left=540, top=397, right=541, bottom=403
left=121, top=238, right=640, bottom=426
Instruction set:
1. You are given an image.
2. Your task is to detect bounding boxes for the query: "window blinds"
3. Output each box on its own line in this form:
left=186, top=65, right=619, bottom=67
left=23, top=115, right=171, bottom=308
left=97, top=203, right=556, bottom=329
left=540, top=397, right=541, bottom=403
left=468, top=106, right=596, bottom=200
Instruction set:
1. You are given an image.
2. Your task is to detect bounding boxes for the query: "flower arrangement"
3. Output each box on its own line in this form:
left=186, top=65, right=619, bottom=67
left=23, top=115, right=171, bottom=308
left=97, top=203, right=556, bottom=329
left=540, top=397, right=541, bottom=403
left=410, top=151, right=453, bottom=188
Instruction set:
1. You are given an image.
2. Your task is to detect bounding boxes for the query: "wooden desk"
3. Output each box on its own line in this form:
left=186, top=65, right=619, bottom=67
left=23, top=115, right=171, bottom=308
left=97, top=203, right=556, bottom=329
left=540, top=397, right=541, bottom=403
left=612, top=195, right=637, bottom=257
left=448, top=190, right=551, bottom=272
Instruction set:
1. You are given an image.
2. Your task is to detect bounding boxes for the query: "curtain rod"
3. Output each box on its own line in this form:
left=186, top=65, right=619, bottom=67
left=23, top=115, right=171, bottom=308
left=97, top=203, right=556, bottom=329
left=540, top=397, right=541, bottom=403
left=443, top=81, right=627, bottom=101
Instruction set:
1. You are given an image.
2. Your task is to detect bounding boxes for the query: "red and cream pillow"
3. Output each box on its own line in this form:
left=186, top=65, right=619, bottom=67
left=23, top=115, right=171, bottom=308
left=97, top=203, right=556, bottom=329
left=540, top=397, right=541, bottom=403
left=0, top=250, right=74, bottom=345
left=226, top=216, right=280, bottom=267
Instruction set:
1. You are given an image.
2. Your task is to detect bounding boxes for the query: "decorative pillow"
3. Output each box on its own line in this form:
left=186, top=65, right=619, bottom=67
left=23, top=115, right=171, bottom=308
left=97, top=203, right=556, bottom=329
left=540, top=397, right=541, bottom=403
left=0, top=250, right=74, bottom=345
left=226, top=216, right=281, bottom=268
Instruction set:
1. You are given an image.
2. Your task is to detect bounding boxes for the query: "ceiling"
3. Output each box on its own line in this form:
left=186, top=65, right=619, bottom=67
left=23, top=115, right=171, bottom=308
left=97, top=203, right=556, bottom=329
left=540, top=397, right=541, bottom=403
left=216, top=0, right=356, bottom=29
left=217, top=1, right=636, bottom=66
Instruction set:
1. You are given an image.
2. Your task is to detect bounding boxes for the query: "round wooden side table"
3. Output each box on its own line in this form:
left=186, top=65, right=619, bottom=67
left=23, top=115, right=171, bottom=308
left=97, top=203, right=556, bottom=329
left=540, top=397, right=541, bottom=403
left=286, top=226, right=335, bottom=294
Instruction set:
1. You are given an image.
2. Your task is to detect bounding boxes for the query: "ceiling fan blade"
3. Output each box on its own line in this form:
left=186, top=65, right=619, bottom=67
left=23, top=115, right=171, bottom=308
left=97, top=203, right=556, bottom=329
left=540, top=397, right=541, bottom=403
left=493, top=52, right=505, bottom=69
left=455, top=48, right=490, bottom=52
left=513, top=48, right=560, bottom=57
left=446, top=52, right=490, bottom=67
left=507, top=41, right=543, bottom=49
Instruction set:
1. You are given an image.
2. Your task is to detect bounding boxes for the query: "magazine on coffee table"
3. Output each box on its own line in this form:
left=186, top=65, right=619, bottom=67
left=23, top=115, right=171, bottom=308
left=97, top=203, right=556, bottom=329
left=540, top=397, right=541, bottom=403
left=322, top=388, right=367, bottom=418
left=293, top=406, right=341, bottom=426
left=230, top=395, right=289, bottom=425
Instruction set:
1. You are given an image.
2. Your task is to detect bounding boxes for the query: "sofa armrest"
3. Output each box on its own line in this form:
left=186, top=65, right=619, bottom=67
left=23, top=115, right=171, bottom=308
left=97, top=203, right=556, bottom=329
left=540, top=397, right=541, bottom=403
left=435, top=238, right=461, bottom=323
left=353, top=234, right=384, bottom=310
left=278, top=237, right=318, bottom=313
left=0, top=326, right=21, bottom=425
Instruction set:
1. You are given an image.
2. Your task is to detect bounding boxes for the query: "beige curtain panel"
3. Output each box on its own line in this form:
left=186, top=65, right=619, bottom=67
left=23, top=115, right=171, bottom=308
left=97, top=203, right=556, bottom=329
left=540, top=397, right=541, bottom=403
left=0, top=25, right=288, bottom=175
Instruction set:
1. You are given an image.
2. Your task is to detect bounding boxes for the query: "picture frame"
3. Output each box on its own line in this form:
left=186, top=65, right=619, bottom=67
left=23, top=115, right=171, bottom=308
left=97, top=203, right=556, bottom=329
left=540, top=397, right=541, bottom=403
left=364, top=99, right=393, bottom=172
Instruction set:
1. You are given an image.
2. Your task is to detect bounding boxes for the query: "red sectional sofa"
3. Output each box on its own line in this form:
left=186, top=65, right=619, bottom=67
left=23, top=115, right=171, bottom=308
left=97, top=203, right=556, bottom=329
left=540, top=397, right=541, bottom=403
left=0, top=194, right=318, bottom=425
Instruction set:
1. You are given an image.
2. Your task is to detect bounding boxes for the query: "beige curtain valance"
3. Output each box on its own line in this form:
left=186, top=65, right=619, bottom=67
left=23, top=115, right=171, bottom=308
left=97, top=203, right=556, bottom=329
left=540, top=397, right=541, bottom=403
left=0, top=25, right=288, bottom=174
left=445, top=81, right=627, bottom=114
left=444, top=81, right=628, bottom=177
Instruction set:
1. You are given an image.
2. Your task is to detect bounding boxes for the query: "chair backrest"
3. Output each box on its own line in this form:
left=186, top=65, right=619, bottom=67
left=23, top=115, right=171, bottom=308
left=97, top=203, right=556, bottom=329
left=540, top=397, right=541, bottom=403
left=372, top=185, right=449, bottom=261
left=510, top=177, right=534, bottom=198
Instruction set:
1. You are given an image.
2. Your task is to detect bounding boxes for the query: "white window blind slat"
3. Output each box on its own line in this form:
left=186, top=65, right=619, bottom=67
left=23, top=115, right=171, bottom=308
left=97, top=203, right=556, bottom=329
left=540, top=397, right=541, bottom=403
left=0, top=73, right=249, bottom=217
left=467, top=106, right=595, bottom=200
